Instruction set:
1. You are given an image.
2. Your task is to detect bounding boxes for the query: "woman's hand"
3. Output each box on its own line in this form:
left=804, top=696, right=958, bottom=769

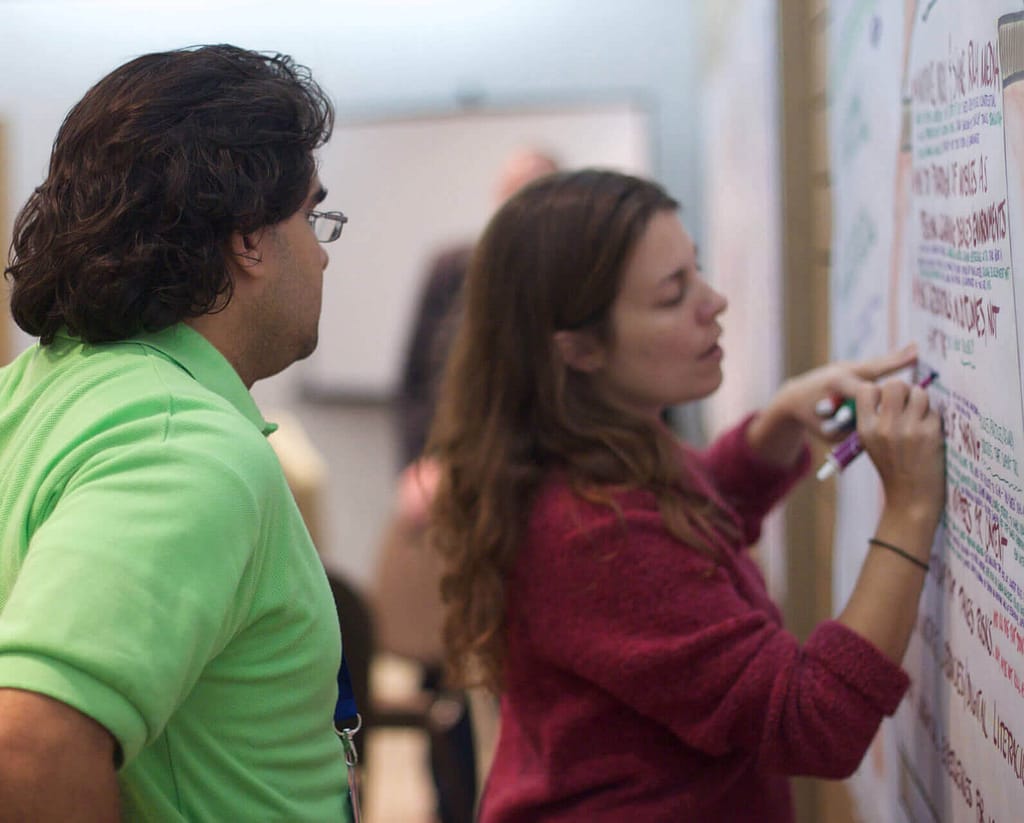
left=746, top=344, right=919, bottom=466
left=396, top=458, right=442, bottom=528
left=856, top=377, right=945, bottom=527
left=837, top=376, right=946, bottom=665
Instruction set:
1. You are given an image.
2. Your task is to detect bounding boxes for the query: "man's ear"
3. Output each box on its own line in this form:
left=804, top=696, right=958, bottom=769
left=553, top=329, right=606, bottom=373
left=226, top=229, right=266, bottom=270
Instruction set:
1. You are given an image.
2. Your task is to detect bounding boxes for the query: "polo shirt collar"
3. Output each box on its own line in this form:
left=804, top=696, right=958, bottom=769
left=126, top=324, right=278, bottom=437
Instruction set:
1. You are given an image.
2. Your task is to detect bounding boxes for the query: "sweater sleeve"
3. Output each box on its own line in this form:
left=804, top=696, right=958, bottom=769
left=518, top=504, right=908, bottom=779
left=692, top=414, right=811, bottom=544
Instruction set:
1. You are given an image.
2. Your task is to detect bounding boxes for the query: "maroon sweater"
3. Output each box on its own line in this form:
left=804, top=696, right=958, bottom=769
left=480, top=418, right=909, bottom=823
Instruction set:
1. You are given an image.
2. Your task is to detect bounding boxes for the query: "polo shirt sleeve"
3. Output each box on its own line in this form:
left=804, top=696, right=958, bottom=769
left=0, top=422, right=271, bottom=766
left=520, top=508, right=908, bottom=779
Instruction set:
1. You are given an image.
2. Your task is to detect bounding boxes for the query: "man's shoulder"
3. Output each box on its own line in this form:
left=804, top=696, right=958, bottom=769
left=48, top=339, right=233, bottom=417
left=20, top=338, right=273, bottom=463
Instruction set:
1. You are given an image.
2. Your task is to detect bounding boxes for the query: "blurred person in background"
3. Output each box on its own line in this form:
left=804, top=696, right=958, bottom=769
left=371, top=148, right=558, bottom=823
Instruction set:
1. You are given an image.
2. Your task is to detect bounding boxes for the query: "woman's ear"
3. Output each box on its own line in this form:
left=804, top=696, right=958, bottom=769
left=553, top=329, right=606, bottom=373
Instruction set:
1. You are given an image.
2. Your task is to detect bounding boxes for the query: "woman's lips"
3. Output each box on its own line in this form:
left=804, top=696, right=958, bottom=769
left=700, top=340, right=723, bottom=360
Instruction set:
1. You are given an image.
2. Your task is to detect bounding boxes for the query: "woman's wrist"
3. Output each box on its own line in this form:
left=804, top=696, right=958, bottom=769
left=873, top=505, right=939, bottom=563
left=746, top=393, right=807, bottom=467
left=878, top=496, right=942, bottom=535
left=868, top=537, right=929, bottom=572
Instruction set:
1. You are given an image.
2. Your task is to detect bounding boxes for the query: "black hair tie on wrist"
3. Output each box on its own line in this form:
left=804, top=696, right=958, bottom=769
left=868, top=537, right=929, bottom=572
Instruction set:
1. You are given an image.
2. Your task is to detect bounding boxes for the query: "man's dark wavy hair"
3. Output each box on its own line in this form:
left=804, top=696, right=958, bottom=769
left=4, top=44, right=335, bottom=344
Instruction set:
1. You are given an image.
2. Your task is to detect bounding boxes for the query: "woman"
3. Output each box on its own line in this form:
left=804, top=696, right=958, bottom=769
left=426, top=170, right=945, bottom=822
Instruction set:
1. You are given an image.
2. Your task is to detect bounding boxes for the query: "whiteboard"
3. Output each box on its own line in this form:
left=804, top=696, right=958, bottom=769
left=830, top=2, right=1024, bottom=820
left=297, top=101, right=652, bottom=400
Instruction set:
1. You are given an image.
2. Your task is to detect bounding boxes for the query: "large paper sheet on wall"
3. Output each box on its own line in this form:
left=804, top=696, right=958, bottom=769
left=701, top=0, right=785, bottom=597
left=831, top=1, right=1024, bottom=820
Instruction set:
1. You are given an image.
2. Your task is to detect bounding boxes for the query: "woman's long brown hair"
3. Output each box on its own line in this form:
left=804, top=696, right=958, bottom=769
left=426, top=170, right=739, bottom=693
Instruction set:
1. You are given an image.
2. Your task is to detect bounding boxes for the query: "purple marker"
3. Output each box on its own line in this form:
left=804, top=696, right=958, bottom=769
left=816, top=371, right=938, bottom=481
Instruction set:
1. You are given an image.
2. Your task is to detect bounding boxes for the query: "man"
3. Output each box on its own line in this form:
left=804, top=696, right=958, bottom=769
left=0, top=45, right=351, bottom=821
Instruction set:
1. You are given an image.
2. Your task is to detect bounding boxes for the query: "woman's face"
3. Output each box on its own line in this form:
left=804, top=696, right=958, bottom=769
left=588, top=211, right=728, bottom=421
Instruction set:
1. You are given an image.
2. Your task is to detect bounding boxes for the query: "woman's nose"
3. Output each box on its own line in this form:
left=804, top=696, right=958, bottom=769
left=698, top=285, right=727, bottom=322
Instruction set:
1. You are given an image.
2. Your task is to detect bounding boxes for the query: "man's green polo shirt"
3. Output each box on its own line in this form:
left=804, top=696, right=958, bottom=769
left=0, top=324, right=350, bottom=821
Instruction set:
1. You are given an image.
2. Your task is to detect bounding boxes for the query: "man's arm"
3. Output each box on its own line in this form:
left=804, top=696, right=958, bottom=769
left=0, top=688, right=120, bottom=822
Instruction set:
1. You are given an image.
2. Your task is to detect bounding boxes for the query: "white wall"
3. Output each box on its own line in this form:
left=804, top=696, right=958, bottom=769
left=0, top=0, right=703, bottom=254
left=0, top=0, right=703, bottom=585
left=304, top=104, right=651, bottom=399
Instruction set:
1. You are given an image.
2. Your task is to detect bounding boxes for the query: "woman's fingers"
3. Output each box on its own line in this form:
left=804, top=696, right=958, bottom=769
left=854, top=381, right=882, bottom=431
left=820, top=346, right=916, bottom=402
left=854, top=378, right=917, bottom=439
left=906, top=384, right=931, bottom=420
left=850, top=343, right=918, bottom=383
left=876, top=377, right=911, bottom=418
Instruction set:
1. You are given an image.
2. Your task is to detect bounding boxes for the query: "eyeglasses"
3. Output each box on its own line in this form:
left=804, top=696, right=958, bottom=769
left=307, top=209, right=348, bottom=243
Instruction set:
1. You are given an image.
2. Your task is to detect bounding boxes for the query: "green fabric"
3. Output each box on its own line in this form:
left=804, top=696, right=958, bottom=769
left=0, top=324, right=350, bottom=822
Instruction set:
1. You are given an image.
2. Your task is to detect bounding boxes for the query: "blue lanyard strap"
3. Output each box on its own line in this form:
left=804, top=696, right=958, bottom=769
left=334, top=651, right=358, bottom=724
left=334, top=651, right=363, bottom=821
